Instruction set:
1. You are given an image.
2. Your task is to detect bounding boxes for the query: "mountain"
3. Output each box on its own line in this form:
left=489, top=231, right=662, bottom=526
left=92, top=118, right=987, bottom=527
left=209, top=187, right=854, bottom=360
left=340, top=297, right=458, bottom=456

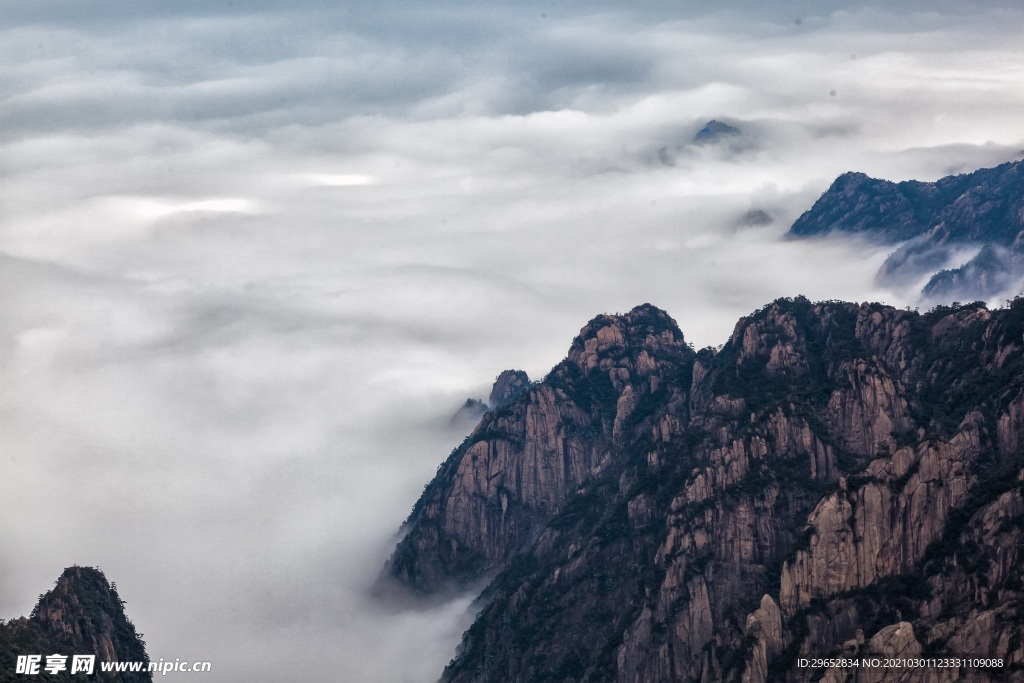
left=488, top=370, right=531, bottom=409
left=694, top=120, right=742, bottom=144
left=739, top=210, right=774, bottom=227
left=788, top=160, right=1024, bottom=300
left=450, top=398, right=489, bottom=430
left=383, top=299, right=1024, bottom=682
left=450, top=370, right=533, bottom=432
left=659, top=119, right=750, bottom=166
left=0, top=567, right=151, bottom=682
left=385, top=304, right=689, bottom=594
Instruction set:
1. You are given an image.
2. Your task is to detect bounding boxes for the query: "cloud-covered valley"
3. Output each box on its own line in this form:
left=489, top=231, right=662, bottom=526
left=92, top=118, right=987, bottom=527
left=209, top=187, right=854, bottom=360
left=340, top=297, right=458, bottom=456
left=2, top=1, right=1023, bottom=680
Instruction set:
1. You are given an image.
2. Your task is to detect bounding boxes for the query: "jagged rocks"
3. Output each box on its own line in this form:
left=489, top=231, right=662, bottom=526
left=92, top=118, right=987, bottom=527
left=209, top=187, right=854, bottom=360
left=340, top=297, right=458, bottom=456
left=489, top=370, right=531, bottom=409
left=779, top=414, right=977, bottom=613
left=450, top=372, right=532, bottom=433
left=743, top=595, right=784, bottom=683
left=384, top=304, right=692, bottom=594
left=0, top=567, right=151, bottom=682
left=385, top=297, right=1024, bottom=681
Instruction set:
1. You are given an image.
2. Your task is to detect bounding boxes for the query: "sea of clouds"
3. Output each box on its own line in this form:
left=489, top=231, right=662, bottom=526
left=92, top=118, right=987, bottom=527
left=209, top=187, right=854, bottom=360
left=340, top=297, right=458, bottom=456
left=2, top=1, right=1023, bottom=680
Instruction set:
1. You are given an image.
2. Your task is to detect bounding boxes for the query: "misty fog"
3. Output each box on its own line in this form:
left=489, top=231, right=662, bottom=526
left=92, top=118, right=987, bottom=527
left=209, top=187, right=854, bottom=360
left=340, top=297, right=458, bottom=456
left=2, top=1, right=1023, bottom=680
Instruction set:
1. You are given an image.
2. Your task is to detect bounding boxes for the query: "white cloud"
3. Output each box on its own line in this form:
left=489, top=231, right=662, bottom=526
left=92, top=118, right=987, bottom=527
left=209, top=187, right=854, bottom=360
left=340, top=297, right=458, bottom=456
left=2, top=2, right=1024, bottom=681
left=296, top=173, right=376, bottom=187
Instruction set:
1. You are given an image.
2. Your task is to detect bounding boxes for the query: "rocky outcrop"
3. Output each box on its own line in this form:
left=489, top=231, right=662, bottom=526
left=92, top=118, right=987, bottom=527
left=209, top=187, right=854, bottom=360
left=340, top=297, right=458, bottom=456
left=820, top=622, right=924, bottom=683
left=788, top=159, right=1024, bottom=300
left=779, top=426, right=974, bottom=611
left=489, top=370, right=531, bottom=409
left=743, top=595, right=784, bottom=683
left=386, top=297, right=1024, bottom=682
left=0, top=567, right=151, bottom=682
left=449, top=371, right=532, bottom=432
left=450, top=398, right=488, bottom=430
left=384, top=304, right=691, bottom=594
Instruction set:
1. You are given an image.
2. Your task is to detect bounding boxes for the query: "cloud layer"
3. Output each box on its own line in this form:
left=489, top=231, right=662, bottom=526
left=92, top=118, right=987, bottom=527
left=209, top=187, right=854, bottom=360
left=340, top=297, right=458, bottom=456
left=2, top=2, right=1024, bottom=680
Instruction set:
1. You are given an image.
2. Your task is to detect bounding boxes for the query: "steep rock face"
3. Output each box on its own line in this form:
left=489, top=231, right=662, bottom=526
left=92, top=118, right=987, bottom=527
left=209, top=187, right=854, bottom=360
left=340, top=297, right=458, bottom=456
left=387, top=297, right=1024, bottom=682
left=448, top=370, right=532, bottom=430
left=819, top=622, right=925, bottom=683
left=0, top=567, right=151, bottom=682
left=779, top=421, right=976, bottom=611
left=743, top=596, right=784, bottom=683
left=788, top=159, right=1024, bottom=300
left=489, top=370, right=531, bottom=409
left=450, top=371, right=532, bottom=432
left=383, top=304, right=692, bottom=594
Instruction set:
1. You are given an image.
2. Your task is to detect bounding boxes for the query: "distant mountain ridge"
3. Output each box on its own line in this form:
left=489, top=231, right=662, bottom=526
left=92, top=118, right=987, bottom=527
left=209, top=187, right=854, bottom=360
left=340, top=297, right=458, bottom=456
left=789, top=159, right=1024, bottom=300
left=658, top=118, right=751, bottom=166
left=0, top=567, right=150, bottom=682
left=693, top=120, right=741, bottom=144
left=383, top=299, right=1024, bottom=682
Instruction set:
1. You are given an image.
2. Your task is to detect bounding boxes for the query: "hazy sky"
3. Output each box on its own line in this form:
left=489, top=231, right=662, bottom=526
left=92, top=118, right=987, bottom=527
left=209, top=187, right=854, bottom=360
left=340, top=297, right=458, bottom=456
left=2, top=1, right=1023, bottom=681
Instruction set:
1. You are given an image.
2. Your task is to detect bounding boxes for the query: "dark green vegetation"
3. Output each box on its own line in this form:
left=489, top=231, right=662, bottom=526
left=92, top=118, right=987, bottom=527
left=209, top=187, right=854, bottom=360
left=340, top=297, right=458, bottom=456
left=0, top=567, right=150, bottom=683
left=386, top=297, right=1024, bottom=682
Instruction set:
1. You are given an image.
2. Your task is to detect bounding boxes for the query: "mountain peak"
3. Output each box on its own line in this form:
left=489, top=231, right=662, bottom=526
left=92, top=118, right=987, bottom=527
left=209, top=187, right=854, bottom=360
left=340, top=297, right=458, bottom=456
left=488, top=370, right=531, bottom=409
left=1, top=566, right=151, bottom=681
left=788, top=170, right=921, bottom=241
left=575, top=303, right=681, bottom=339
left=788, top=158, right=1024, bottom=300
left=693, top=119, right=741, bottom=143
left=383, top=304, right=695, bottom=594
left=565, top=304, right=687, bottom=386
left=398, top=299, right=1024, bottom=682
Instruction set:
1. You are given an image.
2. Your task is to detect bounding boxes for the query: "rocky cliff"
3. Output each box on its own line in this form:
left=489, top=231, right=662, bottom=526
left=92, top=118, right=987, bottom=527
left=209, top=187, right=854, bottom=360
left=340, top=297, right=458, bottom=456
left=385, top=304, right=691, bottom=594
left=489, top=370, right=531, bottom=409
left=788, top=159, right=1024, bottom=301
left=384, top=298, right=1024, bottom=682
left=450, top=371, right=532, bottom=433
left=0, top=567, right=151, bottom=682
